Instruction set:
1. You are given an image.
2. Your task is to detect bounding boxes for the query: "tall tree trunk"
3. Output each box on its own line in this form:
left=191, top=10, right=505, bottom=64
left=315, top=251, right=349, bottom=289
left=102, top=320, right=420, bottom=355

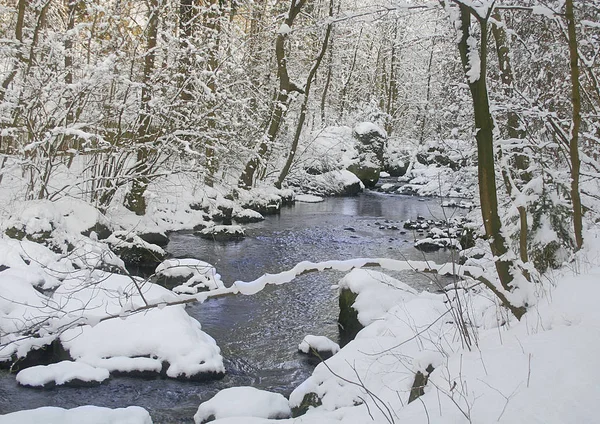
left=125, top=0, right=159, bottom=215
left=565, top=0, right=584, bottom=251
left=0, top=0, right=26, bottom=153
left=384, top=24, right=398, bottom=136
left=276, top=0, right=334, bottom=189
left=491, top=10, right=530, bottom=271
left=0, top=0, right=26, bottom=101
left=179, top=0, right=195, bottom=102
left=338, top=27, right=363, bottom=121
left=238, top=0, right=306, bottom=189
left=203, top=0, right=223, bottom=187
left=455, top=3, right=525, bottom=320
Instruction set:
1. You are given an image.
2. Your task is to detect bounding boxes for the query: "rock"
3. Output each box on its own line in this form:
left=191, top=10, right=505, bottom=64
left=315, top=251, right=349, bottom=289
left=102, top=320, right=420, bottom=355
left=16, top=361, right=110, bottom=389
left=291, top=392, right=322, bottom=418
left=198, top=225, right=245, bottom=241
left=343, top=122, right=388, bottom=187
left=105, top=231, right=166, bottom=272
left=408, top=364, right=435, bottom=404
left=233, top=208, right=265, bottom=224
left=138, top=232, right=169, bottom=247
left=242, top=197, right=281, bottom=216
left=347, top=162, right=380, bottom=188
left=352, top=122, right=387, bottom=164
left=81, top=222, right=112, bottom=240
left=298, top=335, right=340, bottom=361
left=194, top=387, right=291, bottom=424
left=154, top=258, right=223, bottom=293
left=414, top=237, right=460, bottom=251
left=338, top=288, right=363, bottom=347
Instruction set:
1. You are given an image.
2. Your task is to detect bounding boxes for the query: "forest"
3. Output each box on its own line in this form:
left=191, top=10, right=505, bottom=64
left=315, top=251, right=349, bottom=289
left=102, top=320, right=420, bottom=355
left=0, top=0, right=599, bottom=423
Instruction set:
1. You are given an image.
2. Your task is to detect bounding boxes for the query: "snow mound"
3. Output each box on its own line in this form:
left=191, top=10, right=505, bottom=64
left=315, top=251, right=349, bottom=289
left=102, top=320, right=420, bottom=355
left=0, top=405, right=152, bottom=424
left=298, top=335, right=340, bottom=356
left=16, top=361, right=109, bottom=387
left=194, top=386, right=291, bottom=423
left=53, top=271, right=224, bottom=379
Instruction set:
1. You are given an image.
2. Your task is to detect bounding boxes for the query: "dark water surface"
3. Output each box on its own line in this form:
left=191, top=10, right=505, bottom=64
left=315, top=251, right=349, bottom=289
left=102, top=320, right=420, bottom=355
left=0, top=192, right=460, bottom=423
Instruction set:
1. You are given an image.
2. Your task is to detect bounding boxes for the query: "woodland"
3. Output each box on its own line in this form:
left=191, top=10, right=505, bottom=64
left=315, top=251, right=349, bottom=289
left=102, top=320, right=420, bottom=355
left=0, top=0, right=599, bottom=423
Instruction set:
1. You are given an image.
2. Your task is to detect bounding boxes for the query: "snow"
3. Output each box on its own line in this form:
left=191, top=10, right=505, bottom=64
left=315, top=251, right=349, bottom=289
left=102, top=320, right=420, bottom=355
left=51, top=271, right=224, bottom=378
left=298, top=335, right=340, bottom=355
left=353, top=122, right=387, bottom=139
left=379, top=171, right=390, bottom=178
left=61, top=305, right=224, bottom=379
left=156, top=258, right=224, bottom=292
left=16, top=361, right=109, bottom=387
left=338, top=268, right=417, bottom=326
left=193, top=387, right=291, bottom=423
left=0, top=406, right=152, bottom=424
left=278, top=23, right=292, bottom=35
left=295, top=194, right=324, bottom=203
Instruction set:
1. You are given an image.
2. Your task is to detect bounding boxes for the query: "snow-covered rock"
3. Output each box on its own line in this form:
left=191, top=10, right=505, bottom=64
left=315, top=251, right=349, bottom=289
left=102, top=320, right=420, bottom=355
left=198, top=225, right=245, bottom=241
left=155, top=258, right=224, bottom=293
left=298, top=170, right=363, bottom=197
left=194, top=387, right=291, bottom=423
left=53, top=271, right=225, bottom=380
left=0, top=405, right=152, bottom=424
left=16, top=361, right=109, bottom=388
left=298, top=335, right=340, bottom=360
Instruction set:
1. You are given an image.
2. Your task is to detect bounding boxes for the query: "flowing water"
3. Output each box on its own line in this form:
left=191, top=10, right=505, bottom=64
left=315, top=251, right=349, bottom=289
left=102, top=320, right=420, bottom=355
left=0, top=191, right=462, bottom=423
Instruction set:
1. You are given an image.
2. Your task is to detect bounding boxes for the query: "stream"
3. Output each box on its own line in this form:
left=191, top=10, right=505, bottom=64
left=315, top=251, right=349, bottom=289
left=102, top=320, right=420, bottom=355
left=0, top=191, right=462, bottom=423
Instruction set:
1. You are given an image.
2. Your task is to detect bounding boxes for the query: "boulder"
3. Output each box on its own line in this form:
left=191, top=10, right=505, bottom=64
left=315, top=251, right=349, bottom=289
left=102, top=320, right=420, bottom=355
left=105, top=231, right=166, bottom=272
left=348, top=122, right=387, bottom=187
left=298, top=335, right=340, bottom=361
left=347, top=162, right=380, bottom=188
left=138, top=232, right=169, bottom=248
left=338, top=288, right=363, bottom=347
left=198, top=225, right=245, bottom=241
left=194, top=387, right=291, bottom=424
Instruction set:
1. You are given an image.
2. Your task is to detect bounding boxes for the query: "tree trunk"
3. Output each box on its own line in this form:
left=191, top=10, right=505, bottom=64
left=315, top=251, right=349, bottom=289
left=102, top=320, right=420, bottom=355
left=238, top=0, right=306, bottom=189
left=456, top=3, right=525, bottom=320
left=203, top=0, right=223, bottom=187
left=125, top=0, right=159, bottom=215
left=276, top=0, right=334, bottom=189
left=565, top=0, right=584, bottom=251
left=491, top=10, right=530, bottom=270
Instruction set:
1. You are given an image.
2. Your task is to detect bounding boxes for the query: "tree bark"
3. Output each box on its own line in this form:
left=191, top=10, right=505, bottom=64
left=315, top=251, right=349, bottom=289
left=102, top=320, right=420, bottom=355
left=455, top=3, right=525, bottom=320
left=491, top=10, right=530, bottom=270
left=276, top=0, right=334, bottom=189
left=565, top=0, right=584, bottom=251
left=238, top=0, right=307, bottom=189
left=125, top=0, right=159, bottom=215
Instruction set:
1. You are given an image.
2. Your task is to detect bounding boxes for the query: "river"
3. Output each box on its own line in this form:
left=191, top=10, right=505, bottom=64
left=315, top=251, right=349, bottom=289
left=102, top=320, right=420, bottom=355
left=0, top=191, right=461, bottom=423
